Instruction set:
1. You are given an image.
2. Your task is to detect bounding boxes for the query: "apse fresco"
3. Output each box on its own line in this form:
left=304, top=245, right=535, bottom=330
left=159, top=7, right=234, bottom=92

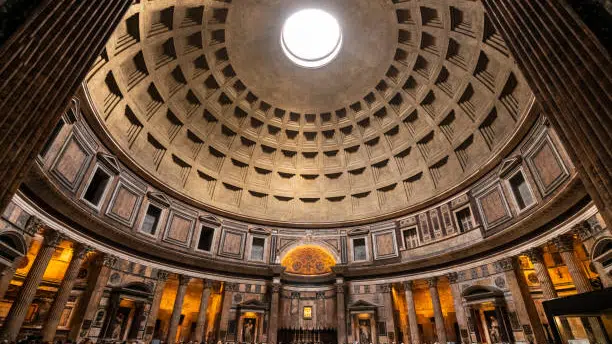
left=281, top=245, right=336, bottom=275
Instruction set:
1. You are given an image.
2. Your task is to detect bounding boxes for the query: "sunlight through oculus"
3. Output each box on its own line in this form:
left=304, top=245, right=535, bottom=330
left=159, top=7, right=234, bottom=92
left=281, top=9, right=342, bottom=68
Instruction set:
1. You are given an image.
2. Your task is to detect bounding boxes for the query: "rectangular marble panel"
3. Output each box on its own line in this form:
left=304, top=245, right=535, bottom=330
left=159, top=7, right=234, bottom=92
left=525, top=132, right=569, bottom=196
left=162, top=210, right=195, bottom=246
left=476, top=184, right=512, bottom=230
left=372, top=230, right=398, bottom=260
left=105, top=179, right=144, bottom=227
left=51, top=132, right=94, bottom=191
left=219, top=228, right=246, bottom=259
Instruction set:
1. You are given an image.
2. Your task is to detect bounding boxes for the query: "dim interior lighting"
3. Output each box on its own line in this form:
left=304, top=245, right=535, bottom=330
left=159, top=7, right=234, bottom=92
left=281, top=9, right=342, bottom=68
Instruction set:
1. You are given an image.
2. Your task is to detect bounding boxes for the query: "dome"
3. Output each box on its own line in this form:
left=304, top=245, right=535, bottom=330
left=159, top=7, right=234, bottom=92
left=84, top=0, right=534, bottom=226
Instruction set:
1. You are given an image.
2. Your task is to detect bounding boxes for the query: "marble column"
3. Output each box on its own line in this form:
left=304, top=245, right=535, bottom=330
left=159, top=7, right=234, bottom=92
left=167, top=275, right=191, bottom=343
left=524, top=247, right=573, bottom=339
left=268, top=281, right=281, bottom=344
left=381, top=284, right=396, bottom=340
left=552, top=235, right=592, bottom=293
left=194, top=279, right=213, bottom=342
left=336, top=280, right=347, bottom=344
left=479, top=0, right=612, bottom=228
left=144, top=270, right=170, bottom=342
left=403, top=281, right=420, bottom=344
left=0, top=216, right=42, bottom=300
left=0, top=230, right=62, bottom=341
left=447, top=273, right=468, bottom=344
left=41, top=243, right=92, bottom=341
left=525, top=247, right=558, bottom=299
left=69, top=253, right=117, bottom=341
left=428, top=277, right=447, bottom=344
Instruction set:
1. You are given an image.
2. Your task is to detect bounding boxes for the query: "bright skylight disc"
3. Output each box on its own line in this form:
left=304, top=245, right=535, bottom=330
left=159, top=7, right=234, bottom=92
left=281, top=9, right=342, bottom=68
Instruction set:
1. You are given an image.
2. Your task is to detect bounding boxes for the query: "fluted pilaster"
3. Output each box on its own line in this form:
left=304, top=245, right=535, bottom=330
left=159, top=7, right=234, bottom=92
left=268, top=282, right=281, bottom=344
left=167, top=275, right=191, bottom=343
left=194, top=279, right=213, bottom=342
left=403, top=281, right=421, bottom=344
left=41, top=244, right=92, bottom=341
left=525, top=247, right=558, bottom=299
left=0, top=230, right=62, bottom=341
left=336, top=282, right=347, bottom=344
left=144, top=270, right=169, bottom=342
left=427, top=277, right=447, bottom=344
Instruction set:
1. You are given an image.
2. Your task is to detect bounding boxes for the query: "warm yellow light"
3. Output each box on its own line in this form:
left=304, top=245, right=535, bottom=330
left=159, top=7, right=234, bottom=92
left=281, top=245, right=336, bottom=275
left=303, top=306, right=312, bottom=319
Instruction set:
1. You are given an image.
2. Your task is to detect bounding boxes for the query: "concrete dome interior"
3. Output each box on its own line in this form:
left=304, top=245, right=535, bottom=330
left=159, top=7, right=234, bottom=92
left=0, top=0, right=610, bottom=344
left=85, top=0, right=534, bottom=225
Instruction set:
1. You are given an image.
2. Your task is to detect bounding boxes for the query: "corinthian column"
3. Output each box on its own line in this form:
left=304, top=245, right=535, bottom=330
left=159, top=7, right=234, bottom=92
left=167, top=275, right=191, bottom=343
left=525, top=247, right=558, bottom=299
left=403, top=281, right=421, bottom=344
left=68, top=253, right=117, bottom=341
left=428, top=277, right=447, bottom=344
left=268, top=281, right=281, bottom=344
left=552, top=235, right=592, bottom=293
left=144, top=270, right=169, bottom=342
left=41, top=243, right=92, bottom=341
left=0, top=230, right=62, bottom=341
left=336, top=280, right=347, bottom=344
left=194, top=279, right=213, bottom=342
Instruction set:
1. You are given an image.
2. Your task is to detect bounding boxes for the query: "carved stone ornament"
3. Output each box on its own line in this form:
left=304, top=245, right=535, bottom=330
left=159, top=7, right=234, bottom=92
left=494, top=276, right=506, bottom=289
left=335, top=283, right=345, bottom=293
left=551, top=234, right=574, bottom=252
left=43, top=230, right=63, bottom=248
left=427, top=276, right=438, bottom=288
left=178, top=274, right=192, bottom=285
left=402, top=280, right=414, bottom=290
left=272, top=282, right=282, bottom=293
left=73, top=244, right=94, bottom=259
left=157, top=270, right=170, bottom=282
left=102, top=255, right=118, bottom=268
left=493, top=257, right=515, bottom=272
left=447, top=272, right=459, bottom=284
left=524, top=247, right=544, bottom=263
left=24, top=216, right=43, bottom=236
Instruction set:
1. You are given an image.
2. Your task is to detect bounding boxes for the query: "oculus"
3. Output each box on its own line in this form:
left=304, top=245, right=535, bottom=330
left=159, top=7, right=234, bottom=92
left=281, top=9, right=342, bottom=68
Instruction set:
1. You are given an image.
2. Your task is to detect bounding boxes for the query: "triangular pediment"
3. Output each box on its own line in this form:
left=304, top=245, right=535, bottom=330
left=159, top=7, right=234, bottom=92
left=97, top=152, right=121, bottom=174
left=237, top=298, right=268, bottom=310
left=249, top=227, right=271, bottom=235
left=199, top=214, right=222, bottom=226
left=348, top=227, right=370, bottom=236
left=498, top=156, right=522, bottom=178
left=348, top=299, right=378, bottom=310
left=147, top=191, right=172, bottom=208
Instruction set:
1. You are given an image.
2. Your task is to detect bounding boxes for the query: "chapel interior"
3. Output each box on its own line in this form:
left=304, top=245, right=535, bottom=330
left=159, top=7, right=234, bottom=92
left=0, top=1, right=610, bottom=344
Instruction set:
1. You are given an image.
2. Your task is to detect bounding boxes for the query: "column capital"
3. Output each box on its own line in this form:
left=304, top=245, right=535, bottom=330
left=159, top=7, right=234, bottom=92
left=572, top=221, right=593, bottom=241
left=427, top=276, right=438, bottom=288
left=42, top=230, right=63, bottom=248
left=524, top=247, right=545, bottom=263
left=24, top=216, right=43, bottom=236
left=203, top=279, right=214, bottom=289
left=552, top=234, right=575, bottom=252
left=271, top=282, right=282, bottom=293
left=447, top=272, right=459, bottom=284
left=157, top=270, right=170, bottom=282
left=178, top=274, right=191, bottom=286
left=102, top=254, right=118, bottom=268
left=335, top=282, right=345, bottom=294
left=379, top=283, right=392, bottom=293
left=402, top=280, right=414, bottom=291
left=493, top=257, right=516, bottom=272
left=72, top=243, right=94, bottom=259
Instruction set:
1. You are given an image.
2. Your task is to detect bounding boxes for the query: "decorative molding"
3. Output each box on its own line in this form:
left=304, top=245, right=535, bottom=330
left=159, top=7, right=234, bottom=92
left=147, top=191, right=172, bottom=208
left=96, top=152, right=121, bottom=174
left=498, top=156, right=522, bottom=178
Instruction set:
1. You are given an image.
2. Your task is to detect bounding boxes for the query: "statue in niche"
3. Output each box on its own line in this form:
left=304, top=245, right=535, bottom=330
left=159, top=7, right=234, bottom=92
left=243, top=318, right=255, bottom=343
left=358, top=319, right=371, bottom=344
left=487, top=315, right=501, bottom=343
left=111, top=313, right=125, bottom=339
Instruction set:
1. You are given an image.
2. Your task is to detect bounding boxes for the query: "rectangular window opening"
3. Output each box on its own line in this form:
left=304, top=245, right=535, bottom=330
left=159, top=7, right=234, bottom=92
left=455, top=207, right=473, bottom=233
left=198, top=226, right=215, bottom=251
left=250, top=237, right=265, bottom=261
left=353, top=238, right=367, bottom=261
left=509, top=172, right=533, bottom=210
left=141, top=204, right=162, bottom=235
left=403, top=228, right=418, bottom=249
left=83, top=167, right=111, bottom=206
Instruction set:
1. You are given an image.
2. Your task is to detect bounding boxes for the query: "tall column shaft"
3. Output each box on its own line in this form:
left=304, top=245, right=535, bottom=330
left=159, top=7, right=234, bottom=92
left=268, top=282, right=281, bottom=344
left=68, top=254, right=116, bottom=341
left=194, top=280, right=212, bottom=342
left=144, top=270, right=169, bottom=342
left=479, top=0, right=612, bottom=228
left=0, top=0, right=132, bottom=211
left=336, top=282, right=347, bottom=344
left=403, top=281, right=421, bottom=344
left=428, top=277, right=447, bottom=344
left=553, top=236, right=593, bottom=293
left=41, top=244, right=91, bottom=341
left=0, top=264, right=17, bottom=300
left=167, top=275, right=190, bottom=343
left=525, top=248, right=558, bottom=299
left=0, top=231, right=62, bottom=341
left=447, top=274, right=468, bottom=343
